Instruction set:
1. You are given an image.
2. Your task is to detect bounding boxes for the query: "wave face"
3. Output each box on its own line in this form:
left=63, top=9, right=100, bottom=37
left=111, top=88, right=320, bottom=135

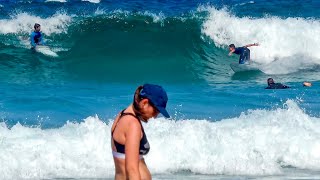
left=0, top=5, right=320, bottom=84
left=202, top=7, right=320, bottom=75
left=1, top=100, right=320, bottom=179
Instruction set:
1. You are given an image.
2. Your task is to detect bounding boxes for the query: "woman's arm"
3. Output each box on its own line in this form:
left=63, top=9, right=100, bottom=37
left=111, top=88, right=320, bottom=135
left=125, top=119, right=142, bottom=180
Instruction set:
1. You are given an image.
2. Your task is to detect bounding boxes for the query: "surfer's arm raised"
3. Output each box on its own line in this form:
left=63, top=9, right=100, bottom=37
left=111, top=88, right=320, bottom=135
left=244, top=43, right=259, bottom=48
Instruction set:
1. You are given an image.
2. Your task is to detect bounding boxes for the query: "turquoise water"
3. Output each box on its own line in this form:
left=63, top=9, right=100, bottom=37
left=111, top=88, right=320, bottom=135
left=0, top=0, right=320, bottom=179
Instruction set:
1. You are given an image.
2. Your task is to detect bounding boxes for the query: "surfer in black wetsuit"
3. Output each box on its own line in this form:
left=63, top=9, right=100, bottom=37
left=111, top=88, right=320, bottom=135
left=228, top=43, right=259, bottom=64
left=265, top=78, right=290, bottom=89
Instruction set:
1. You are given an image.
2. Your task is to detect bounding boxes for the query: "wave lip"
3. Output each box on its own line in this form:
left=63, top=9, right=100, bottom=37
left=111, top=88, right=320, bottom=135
left=0, top=12, right=72, bottom=35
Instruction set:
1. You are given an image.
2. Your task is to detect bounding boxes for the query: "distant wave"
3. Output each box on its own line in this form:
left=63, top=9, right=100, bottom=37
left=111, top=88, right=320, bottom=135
left=82, top=0, right=101, bottom=3
left=239, top=1, right=255, bottom=6
left=45, top=0, right=67, bottom=2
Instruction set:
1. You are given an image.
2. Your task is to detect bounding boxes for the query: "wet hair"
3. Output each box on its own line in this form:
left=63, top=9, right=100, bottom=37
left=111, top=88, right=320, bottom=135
left=133, top=85, right=147, bottom=122
left=133, top=85, right=143, bottom=110
left=34, top=23, right=40, bottom=29
left=267, top=78, right=274, bottom=85
left=229, top=44, right=235, bottom=48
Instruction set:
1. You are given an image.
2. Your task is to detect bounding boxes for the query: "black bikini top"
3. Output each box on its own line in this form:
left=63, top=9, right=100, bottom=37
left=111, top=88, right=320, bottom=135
left=112, top=110, right=150, bottom=155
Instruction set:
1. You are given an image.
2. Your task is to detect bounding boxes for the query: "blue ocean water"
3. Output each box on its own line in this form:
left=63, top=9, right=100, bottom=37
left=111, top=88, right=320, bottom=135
left=0, top=0, right=320, bottom=179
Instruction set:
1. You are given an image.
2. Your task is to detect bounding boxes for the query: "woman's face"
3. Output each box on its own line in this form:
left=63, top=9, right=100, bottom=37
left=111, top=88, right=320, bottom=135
left=139, top=99, right=160, bottom=120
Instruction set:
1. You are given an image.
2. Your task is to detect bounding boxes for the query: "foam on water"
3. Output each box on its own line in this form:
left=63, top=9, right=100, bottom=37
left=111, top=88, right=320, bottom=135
left=94, top=8, right=107, bottom=15
left=91, top=9, right=167, bottom=23
left=201, top=7, right=320, bottom=74
left=238, top=1, right=255, bottom=6
left=82, top=0, right=101, bottom=3
left=35, top=45, right=59, bottom=57
left=1, top=100, right=320, bottom=179
left=0, top=12, right=72, bottom=35
left=0, top=116, right=112, bottom=179
left=45, top=0, right=67, bottom=2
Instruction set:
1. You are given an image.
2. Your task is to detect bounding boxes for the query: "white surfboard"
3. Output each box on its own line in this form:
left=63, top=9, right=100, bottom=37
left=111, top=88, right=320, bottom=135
left=230, top=62, right=260, bottom=73
left=35, top=45, right=58, bottom=57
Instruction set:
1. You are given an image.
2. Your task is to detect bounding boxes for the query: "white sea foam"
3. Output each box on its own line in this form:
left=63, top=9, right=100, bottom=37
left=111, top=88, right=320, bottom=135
left=141, top=11, right=166, bottom=23
left=94, top=8, right=107, bottom=15
left=45, top=0, right=67, bottom=2
left=82, top=0, right=101, bottom=3
left=0, top=100, right=320, bottom=179
left=239, top=1, right=255, bottom=6
left=201, top=7, right=320, bottom=74
left=0, top=12, right=72, bottom=35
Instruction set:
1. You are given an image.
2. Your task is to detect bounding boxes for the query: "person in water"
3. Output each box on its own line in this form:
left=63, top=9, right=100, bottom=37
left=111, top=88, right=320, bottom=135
left=111, top=84, right=170, bottom=180
left=30, top=23, right=44, bottom=49
left=228, top=43, right=259, bottom=64
left=265, top=78, right=290, bottom=89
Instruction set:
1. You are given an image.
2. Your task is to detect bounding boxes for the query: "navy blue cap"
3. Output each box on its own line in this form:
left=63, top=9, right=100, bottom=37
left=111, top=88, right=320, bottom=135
left=139, top=84, right=170, bottom=118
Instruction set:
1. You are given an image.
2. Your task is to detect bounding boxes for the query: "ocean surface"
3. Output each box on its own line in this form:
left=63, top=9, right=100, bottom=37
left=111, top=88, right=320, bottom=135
left=0, top=0, right=320, bottom=179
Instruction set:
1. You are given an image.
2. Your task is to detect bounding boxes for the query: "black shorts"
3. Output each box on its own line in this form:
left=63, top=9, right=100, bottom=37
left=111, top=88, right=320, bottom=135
left=239, top=48, right=250, bottom=64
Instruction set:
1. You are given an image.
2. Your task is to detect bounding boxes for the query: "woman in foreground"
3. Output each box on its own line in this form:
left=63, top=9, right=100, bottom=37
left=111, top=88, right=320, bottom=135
left=111, top=84, right=170, bottom=180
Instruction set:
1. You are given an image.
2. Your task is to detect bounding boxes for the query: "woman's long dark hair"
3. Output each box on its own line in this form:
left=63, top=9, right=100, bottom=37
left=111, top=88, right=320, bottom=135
left=132, top=85, right=149, bottom=122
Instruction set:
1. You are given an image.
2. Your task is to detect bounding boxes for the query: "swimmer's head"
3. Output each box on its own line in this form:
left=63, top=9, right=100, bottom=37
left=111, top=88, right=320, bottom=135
left=267, top=78, right=274, bottom=86
left=229, top=44, right=236, bottom=51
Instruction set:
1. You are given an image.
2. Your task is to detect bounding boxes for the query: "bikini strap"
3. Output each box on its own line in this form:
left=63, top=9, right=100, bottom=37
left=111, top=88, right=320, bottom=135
left=111, top=109, right=141, bottom=135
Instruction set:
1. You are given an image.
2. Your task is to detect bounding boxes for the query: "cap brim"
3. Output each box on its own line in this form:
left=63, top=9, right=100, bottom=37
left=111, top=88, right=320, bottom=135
left=156, top=106, right=170, bottom=118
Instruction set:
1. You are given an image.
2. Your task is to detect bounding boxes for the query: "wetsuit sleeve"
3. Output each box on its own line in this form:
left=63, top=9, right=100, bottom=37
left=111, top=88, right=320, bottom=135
left=277, top=83, right=289, bottom=89
left=40, top=33, right=45, bottom=45
left=30, top=32, right=36, bottom=47
left=266, top=84, right=289, bottom=89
